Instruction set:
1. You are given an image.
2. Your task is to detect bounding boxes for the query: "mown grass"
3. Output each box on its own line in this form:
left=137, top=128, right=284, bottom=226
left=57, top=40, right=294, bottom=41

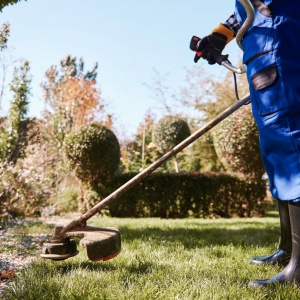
left=4, top=214, right=300, bottom=299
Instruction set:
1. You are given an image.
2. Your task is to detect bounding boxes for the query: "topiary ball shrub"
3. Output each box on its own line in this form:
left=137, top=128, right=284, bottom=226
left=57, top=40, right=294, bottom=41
left=212, top=105, right=265, bottom=179
left=152, top=115, right=191, bottom=153
left=64, top=124, right=120, bottom=184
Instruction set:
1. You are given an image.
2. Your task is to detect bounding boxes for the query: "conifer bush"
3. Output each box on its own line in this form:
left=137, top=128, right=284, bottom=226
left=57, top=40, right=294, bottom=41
left=64, top=124, right=120, bottom=184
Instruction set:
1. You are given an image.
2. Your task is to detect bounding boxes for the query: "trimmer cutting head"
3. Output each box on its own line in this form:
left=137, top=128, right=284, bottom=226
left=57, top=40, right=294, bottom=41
left=41, top=238, right=79, bottom=261
left=41, top=226, right=121, bottom=262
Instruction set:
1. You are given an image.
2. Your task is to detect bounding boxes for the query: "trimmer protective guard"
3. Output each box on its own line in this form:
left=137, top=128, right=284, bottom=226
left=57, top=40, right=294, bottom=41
left=65, top=226, right=121, bottom=262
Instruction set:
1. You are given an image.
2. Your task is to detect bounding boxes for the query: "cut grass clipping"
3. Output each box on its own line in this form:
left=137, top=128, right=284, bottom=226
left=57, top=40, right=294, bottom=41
left=4, top=213, right=300, bottom=299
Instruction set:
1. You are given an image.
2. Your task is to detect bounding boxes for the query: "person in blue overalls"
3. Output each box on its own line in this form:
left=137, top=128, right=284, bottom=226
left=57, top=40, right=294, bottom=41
left=190, top=0, right=300, bottom=287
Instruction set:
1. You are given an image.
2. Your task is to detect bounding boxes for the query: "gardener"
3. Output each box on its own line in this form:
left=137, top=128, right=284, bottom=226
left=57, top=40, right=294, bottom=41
left=190, top=0, right=300, bottom=287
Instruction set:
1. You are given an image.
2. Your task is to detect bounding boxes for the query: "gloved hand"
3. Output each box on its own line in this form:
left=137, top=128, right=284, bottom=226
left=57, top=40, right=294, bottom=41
left=190, top=24, right=235, bottom=64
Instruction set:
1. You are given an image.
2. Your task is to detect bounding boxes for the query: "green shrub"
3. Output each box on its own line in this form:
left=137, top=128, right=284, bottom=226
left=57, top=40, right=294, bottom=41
left=212, top=105, right=265, bottom=179
left=64, top=124, right=120, bottom=184
left=95, top=172, right=266, bottom=218
left=152, top=115, right=191, bottom=172
left=152, top=115, right=191, bottom=153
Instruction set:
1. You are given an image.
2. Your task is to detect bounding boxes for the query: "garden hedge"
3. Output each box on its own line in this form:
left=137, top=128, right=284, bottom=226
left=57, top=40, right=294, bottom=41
left=94, top=172, right=267, bottom=218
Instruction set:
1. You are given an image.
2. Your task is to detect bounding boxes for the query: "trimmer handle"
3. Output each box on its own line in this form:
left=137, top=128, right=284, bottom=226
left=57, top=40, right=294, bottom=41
left=190, top=0, right=255, bottom=75
left=191, top=36, right=229, bottom=65
left=191, top=36, right=246, bottom=74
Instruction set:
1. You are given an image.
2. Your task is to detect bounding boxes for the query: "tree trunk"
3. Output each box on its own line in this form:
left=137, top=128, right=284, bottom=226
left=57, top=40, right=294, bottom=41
left=174, top=155, right=179, bottom=173
left=142, top=124, right=146, bottom=170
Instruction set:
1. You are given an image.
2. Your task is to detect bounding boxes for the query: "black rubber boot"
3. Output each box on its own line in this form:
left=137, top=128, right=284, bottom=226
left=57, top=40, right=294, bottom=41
left=249, top=201, right=300, bottom=287
left=250, top=199, right=292, bottom=266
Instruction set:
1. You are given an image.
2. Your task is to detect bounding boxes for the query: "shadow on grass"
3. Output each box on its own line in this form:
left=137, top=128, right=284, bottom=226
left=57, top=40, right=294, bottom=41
left=264, top=211, right=280, bottom=218
left=37, top=257, right=160, bottom=277
left=78, top=260, right=154, bottom=274
left=117, top=225, right=281, bottom=250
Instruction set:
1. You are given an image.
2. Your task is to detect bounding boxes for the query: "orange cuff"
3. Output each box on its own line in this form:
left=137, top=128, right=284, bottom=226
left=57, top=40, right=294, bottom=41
left=211, top=23, right=235, bottom=45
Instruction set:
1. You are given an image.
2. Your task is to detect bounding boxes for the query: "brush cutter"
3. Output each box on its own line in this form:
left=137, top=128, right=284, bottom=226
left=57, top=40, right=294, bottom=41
left=41, top=0, right=255, bottom=262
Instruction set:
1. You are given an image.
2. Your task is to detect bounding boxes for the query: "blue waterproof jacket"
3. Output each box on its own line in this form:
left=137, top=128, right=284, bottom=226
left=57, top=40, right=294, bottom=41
left=235, top=0, right=300, bottom=201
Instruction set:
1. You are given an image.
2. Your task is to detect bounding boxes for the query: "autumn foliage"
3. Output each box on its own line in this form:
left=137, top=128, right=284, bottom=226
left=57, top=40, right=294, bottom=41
left=41, top=56, right=108, bottom=138
left=51, top=77, right=102, bottom=129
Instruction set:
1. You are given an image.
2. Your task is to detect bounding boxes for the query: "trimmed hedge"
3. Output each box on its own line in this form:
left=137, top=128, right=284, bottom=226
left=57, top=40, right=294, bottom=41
left=152, top=115, right=191, bottom=153
left=94, top=172, right=266, bottom=218
left=212, top=105, right=265, bottom=178
left=64, top=124, right=120, bottom=184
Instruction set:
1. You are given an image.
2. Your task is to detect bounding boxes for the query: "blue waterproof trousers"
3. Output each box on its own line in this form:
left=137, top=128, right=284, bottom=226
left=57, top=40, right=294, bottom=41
left=235, top=0, right=300, bottom=201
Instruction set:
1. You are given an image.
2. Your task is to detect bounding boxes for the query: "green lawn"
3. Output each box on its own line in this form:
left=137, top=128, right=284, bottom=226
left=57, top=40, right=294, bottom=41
left=4, top=213, right=300, bottom=299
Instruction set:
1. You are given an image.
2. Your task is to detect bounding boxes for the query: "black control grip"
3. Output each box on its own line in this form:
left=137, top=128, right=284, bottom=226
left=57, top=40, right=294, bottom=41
left=202, top=45, right=229, bottom=65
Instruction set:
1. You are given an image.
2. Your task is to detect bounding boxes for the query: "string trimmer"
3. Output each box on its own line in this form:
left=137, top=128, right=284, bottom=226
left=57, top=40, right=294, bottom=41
left=41, top=0, right=255, bottom=262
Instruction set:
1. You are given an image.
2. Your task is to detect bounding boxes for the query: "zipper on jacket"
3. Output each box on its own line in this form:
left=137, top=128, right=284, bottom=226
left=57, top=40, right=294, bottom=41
left=245, top=49, right=275, bottom=66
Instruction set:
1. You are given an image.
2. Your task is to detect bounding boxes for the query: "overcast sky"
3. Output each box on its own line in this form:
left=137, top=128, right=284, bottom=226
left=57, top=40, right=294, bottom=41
left=1, top=0, right=242, bottom=135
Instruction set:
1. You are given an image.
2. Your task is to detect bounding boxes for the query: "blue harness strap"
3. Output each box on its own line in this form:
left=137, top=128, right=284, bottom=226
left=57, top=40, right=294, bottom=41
left=235, top=0, right=300, bottom=201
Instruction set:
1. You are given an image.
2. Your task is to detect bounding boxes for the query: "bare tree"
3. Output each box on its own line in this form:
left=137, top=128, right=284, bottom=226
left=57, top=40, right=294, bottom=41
left=144, top=68, right=174, bottom=113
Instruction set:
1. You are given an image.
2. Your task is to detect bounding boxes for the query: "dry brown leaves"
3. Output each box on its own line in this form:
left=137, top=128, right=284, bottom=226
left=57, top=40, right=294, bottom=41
left=0, top=269, right=15, bottom=280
